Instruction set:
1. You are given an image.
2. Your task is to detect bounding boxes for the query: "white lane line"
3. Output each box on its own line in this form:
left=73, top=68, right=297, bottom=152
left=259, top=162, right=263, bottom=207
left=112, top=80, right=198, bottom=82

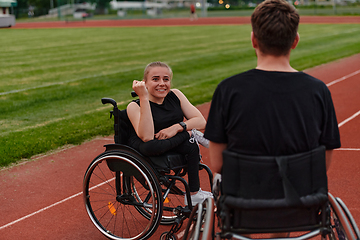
left=0, top=192, right=82, bottom=230
left=338, top=110, right=360, bottom=128
left=0, top=178, right=114, bottom=230
left=326, top=69, right=360, bottom=87
left=0, top=82, right=69, bottom=96
left=335, top=148, right=360, bottom=151
left=325, top=70, right=360, bottom=129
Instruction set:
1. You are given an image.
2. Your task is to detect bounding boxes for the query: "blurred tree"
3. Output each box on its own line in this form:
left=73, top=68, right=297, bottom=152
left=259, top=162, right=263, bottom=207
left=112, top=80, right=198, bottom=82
left=28, top=0, right=50, bottom=10
left=16, top=0, right=28, bottom=9
left=95, top=0, right=111, bottom=9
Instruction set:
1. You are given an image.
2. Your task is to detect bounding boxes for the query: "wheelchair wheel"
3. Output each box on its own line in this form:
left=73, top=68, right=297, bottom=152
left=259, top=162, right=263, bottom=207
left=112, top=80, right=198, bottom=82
left=129, top=169, right=187, bottom=225
left=329, top=205, right=348, bottom=240
left=83, top=151, right=163, bottom=240
left=328, top=193, right=359, bottom=240
left=160, top=165, right=212, bottom=225
left=160, top=176, right=188, bottom=225
left=183, top=197, right=214, bottom=240
left=336, top=197, right=360, bottom=239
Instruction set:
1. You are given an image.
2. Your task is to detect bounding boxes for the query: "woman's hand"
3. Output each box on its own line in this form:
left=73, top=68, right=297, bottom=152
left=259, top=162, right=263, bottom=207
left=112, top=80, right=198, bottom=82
left=132, top=80, right=148, bottom=99
left=155, top=124, right=183, bottom=140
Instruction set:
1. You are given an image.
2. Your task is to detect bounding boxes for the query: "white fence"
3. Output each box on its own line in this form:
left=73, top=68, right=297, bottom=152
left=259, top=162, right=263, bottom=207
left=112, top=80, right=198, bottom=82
left=47, top=3, right=96, bottom=18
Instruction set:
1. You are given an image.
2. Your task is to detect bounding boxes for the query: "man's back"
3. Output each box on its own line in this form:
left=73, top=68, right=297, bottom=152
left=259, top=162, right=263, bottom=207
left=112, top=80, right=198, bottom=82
left=205, top=69, right=340, bottom=156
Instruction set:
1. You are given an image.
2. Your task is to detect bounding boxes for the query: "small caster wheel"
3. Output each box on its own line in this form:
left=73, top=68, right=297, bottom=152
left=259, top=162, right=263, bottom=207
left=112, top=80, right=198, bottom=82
left=160, top=231, right=178, bottom=240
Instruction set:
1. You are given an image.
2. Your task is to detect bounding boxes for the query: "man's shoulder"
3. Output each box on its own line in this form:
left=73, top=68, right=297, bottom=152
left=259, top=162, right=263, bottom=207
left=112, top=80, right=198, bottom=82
left=296, top=72, right=329, bottom=89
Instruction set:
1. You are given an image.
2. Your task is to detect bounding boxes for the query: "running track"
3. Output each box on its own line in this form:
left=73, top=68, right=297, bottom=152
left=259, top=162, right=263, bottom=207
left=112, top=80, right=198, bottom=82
left=10, top=16, right=360, bottom=28
left=1, top=17, right=360, bottom=239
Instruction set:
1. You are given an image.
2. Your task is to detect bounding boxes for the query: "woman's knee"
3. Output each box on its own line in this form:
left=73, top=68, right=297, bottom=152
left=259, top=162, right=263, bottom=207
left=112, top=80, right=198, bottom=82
left=186, top=141, right=200, bottom=155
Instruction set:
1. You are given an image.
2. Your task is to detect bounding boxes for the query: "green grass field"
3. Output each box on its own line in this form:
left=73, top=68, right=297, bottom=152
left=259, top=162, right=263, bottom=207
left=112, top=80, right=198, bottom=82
left=1, top=23, right=360, bottom=167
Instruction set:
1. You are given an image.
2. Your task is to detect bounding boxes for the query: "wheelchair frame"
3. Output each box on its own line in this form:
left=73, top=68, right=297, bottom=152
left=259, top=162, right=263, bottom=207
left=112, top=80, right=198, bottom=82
left=184, top=193, right=359, bottom=240
left=82, top=97, right=213, bottom=240
left=184, top=166, right=359, bottom=240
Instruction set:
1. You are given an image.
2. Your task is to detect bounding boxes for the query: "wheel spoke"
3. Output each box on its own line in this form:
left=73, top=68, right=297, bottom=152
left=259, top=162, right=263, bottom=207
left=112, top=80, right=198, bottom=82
left=83, top=154, right=162, bottom=239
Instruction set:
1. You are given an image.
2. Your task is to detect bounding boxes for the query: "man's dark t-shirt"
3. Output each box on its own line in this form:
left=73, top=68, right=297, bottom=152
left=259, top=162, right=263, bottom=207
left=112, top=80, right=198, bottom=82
left=204, top=69, right=341, bottom=156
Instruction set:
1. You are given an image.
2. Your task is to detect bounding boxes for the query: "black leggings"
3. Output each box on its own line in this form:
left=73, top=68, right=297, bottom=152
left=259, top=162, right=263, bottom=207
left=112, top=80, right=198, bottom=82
left=128, top=132, right=200, bottom=192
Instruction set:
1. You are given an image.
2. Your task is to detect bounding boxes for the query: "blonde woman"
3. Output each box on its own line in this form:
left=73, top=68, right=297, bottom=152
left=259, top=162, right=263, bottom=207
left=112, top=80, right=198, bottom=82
left=127, top=61, right=211, bottom=206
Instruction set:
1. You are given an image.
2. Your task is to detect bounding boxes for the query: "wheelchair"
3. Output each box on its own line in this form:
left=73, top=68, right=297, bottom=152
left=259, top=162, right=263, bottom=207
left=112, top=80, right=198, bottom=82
left=184, top=147, right=360, bottom=240
left=82, top=95, right=213, bottom=240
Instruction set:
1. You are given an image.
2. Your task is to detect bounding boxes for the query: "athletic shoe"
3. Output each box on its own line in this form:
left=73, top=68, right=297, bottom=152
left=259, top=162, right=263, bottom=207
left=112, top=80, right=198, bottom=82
left=190, top=129, right=209, bottom=148
left=184, top=188, right=213, bottom=206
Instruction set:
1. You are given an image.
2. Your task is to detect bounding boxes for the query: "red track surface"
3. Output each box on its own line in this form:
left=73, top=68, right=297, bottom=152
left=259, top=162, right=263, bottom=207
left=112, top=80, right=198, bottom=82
left=11, top=16, right=360, bottom=29
left=1, top=17, right=360, bottom=240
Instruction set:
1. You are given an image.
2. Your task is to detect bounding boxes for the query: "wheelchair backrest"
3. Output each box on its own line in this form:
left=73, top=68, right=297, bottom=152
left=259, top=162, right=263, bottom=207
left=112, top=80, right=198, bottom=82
left=114, top=108, right=133, bottom=145
left=101, top=97, right=133, bottom=145
left=219, top=146, right=329, bottom=231
left=221, top=146, right=327, bottom=205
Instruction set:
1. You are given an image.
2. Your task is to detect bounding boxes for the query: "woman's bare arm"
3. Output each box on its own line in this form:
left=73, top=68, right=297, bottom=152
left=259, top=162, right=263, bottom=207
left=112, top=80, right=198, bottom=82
left=173, top=89, right=206, bottom=130
left=127, top=80, right=155, bottom=142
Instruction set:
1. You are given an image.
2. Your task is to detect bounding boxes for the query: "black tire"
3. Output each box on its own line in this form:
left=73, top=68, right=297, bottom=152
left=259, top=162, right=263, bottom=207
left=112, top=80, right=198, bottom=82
left=83, top=151, right=163, bottom=240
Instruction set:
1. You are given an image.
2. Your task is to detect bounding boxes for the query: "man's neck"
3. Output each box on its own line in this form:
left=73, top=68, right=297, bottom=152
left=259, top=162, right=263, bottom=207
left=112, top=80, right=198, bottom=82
left=256, top=52, right=297, bottom=72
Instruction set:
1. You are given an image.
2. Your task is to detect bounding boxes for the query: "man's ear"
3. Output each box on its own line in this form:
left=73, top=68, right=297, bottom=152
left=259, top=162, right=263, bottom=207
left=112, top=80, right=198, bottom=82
left=251, top=32, right=258, bottom=49
left=291, top=33, right=300, bottom=49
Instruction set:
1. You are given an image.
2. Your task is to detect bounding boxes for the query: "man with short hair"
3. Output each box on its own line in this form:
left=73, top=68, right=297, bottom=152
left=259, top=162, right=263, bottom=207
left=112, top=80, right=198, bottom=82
left=204, top=0, right=341, bottom=175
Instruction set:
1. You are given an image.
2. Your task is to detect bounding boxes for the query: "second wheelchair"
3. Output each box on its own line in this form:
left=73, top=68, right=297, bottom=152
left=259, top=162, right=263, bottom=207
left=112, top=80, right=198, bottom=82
left=184, top=147, right=360, bottom=240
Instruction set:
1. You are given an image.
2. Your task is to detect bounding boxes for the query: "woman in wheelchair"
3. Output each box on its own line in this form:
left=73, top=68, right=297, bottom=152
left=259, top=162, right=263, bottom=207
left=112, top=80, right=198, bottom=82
left=126, top=61, right=212, bottom=206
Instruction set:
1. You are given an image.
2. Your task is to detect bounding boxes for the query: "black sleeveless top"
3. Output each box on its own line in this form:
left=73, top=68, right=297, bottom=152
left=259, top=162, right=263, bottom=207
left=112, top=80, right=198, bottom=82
left=134, top=91, right=184, bottom=133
